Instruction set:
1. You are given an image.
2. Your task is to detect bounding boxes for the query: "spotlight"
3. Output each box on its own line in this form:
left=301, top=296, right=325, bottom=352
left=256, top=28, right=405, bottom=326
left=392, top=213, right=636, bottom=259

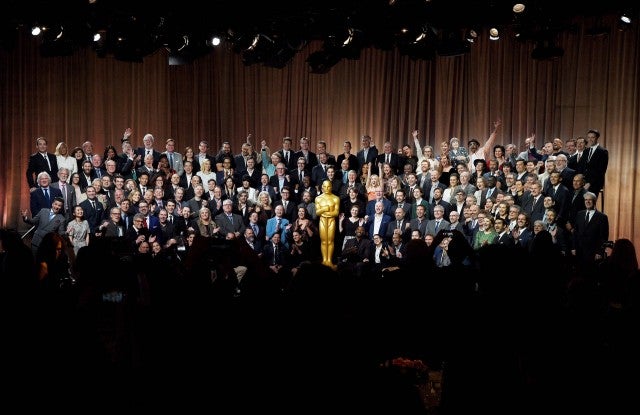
left=31, top=26, right=42, bottom=36
left=620, top=13, right=632, bottom=24
left=489, top=28, right=499, bottom=40
left=211, top=36, right=221, bottom=46
left=465, top=29, right=478, bottom=43
left=513, top=3, right=526, bottom=14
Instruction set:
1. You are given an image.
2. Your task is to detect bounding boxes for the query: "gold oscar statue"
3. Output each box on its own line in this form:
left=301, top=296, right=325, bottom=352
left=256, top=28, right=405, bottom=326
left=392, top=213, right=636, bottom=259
left=315, top=179, right=340, bottom=268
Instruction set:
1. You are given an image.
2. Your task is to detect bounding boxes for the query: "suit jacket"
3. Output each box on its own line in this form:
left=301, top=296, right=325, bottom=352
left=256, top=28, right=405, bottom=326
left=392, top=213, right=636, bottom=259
left=163, top=151, right=184, bottom=176
left=385, top=218, right=410, bottom=242
left=573, top=209, right=609, bottom=263
left=356, top=146, right=379, bottom=172
left=376, top=152, right=402, bottom=175
left=274, top=199, right=297, bottom=222
left=567, top=188, right=587, bottom=226
left=364, top=214, right=391, bottom=239
left=426, top=219, right=451, bottom=236
left=268, top=175, right=293, bottom=197
left=102, top=221, right=126, bottom=238
left=30, top=186, right=64, bottom=215
left=365, top=198, right=393, bottom=218
left=50, top=181, right=77, bottom=217
left=79, top=198, right=105, bottom=232
left=24, top=208, right=66, bottom=250
left=262, top=242, right=289, bottom=267
left=521, top=194, right=545, bottom=222
left=266, top=216, right=291, bottom=247
left=214, top=212, right=246, bottom=236
left=409, top=217, right=429, bottom=237
left=494, top=232, right=515, bottom=247
left=311, top=164, right=329, bottom=187
left=276, top=149, right=297, bottom=171
left=567, top=152, right=586, bottom=173
left=26, top=152, right=59, bottom=188
left=336, top=153, right=359, bottom=173
left=339, top=182, right=365, bottom=198
left=583, top=146, right=608, bottom=193
left=136, top=147, right=162, bottom=168
left=117, top=154, right=136, bottom=180
left=294, top=150, right=318, bottom=169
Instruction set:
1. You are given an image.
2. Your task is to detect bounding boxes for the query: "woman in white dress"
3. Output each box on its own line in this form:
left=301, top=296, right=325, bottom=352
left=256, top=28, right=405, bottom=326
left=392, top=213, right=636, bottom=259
left=55, top=141, right=77, bottom=175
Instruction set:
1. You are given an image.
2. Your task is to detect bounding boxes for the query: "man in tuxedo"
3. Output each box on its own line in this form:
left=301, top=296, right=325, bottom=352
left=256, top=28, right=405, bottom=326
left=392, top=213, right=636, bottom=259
left=30, top=172, right=63, bottom=214
left=583, top=129, right=609, bottom=195
left=356, top=134, right=378, bottom=173
left=215, top=199, right=246, bottom=239
left=275, top=137, right=296, bottom=171
left=572, top=192, right=609, bottom=265
left=135, top=133, right=162, bottom=168
left=79, top=160, right=95, bottom=191
left=22, top=197, right=66, bottom=255
left=521, top=182, right=545, bottom=222
left=493, top=217, right=515, bottom=247
left=26, top=136, right=59, bottom=189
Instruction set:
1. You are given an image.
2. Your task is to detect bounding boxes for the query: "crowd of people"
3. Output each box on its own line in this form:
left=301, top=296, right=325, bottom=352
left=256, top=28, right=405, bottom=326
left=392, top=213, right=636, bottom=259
left=5, top=123, right=639, bottom=411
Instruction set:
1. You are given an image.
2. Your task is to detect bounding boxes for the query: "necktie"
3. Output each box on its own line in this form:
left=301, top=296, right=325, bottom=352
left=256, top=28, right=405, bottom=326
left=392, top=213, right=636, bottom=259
left=141, top=186, right=146, bottom=194
left=587, top=147, right=593, bottom=162
left=586, top=210, right=591, bottom=223
left=169, top=153, right=174, bottom=168
left=43, top=154, right=51, bottom=170
left=299, top=171, right=303, bottom=182
left=397, top=220, right=401, bottom=229
left=90, top=200, right=95, bottom=210
left=143, top=217, right=148, bottom=229
left=147, top=149, right=151, bottom=157
left=273, top=245, right=278, bottom=264
left=96, top=169, right=101, bottom=178
left=252, top=224, right=258, bottom=236
left=49, top=210, right=55, bottom=220
left=283, top=200, right=287, bottom=210
left=43, top=188, right=50, bottom=204
left=228, top=215, right=233, bottom=224
left=577, top=152, right=582, bottom=162
left=435, top=220, right=441, bottom=231
left=60, top=183, right=67, bottom=207
left=276, top=218, right=281, bottom=231
left=263, top=185, right=267, bottom=192
left=386, top=154, right=390, bottom=164
left=285, top=151, right=289, bottom=164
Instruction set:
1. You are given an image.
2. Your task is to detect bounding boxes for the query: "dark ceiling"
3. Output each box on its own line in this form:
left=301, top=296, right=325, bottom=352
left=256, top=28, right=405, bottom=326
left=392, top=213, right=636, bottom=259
left=1, top=1, right=636, bottom=66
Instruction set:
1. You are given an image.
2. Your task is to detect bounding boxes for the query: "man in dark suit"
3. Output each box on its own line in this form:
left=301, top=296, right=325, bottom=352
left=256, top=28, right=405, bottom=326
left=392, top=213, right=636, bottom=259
left=294, top=136, right=318, bottom=170
left=583, top=129, right=608, bottom=195
left=336, top=140, right=359, bottom=175
left=79, top=186, right=105, bottom=234
left=100, top=206, right=126, bottom=238
left=356, top=135, right=378, bottom=173
left=386, top=207, right=411, bottom=243
left=572, top=192, right=609, bottom=265
left=565, top=174, right=587, bottom=231
left=26, top=136, right=59, bottom=189
left=215, top=199, right=246, bottom=238
left=521, top=182, right=545, bottom=222
left=30, top=172, right=63, bottom=214
left=375, top=141, right=402, bottom=175
left=274, top=137, right=297, bottom=171
left=135, top=133, right=162, bottom=168
left=269, top=163, right=293, bottom=198
left=493, top=217, right=515, bottom=247
left=274, top=187, right=297, bottom=222
left=22, top=197, right=66, bottom=255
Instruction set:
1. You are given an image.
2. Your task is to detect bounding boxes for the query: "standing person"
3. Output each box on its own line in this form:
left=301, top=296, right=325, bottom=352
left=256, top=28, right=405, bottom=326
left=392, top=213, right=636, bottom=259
left=22, top=197, right=66, bottom=255
left=26, top=137, right=59, bottom=190
left=50, top=168, right=76, bottom=221
left=583, top=129, right=609, bottom=195
left=357, top=135, right=378, bottom=173
left=572, top=191, right=609, bottom=266
left=315, top=180, right=340, bottom=268
left=467, top=119, right=501, bottom=172
left=66, top=205, right=90, bottom=255
left=163, top=138, right=184, bottom=176
left=135, top=133, right=161, bottom=168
